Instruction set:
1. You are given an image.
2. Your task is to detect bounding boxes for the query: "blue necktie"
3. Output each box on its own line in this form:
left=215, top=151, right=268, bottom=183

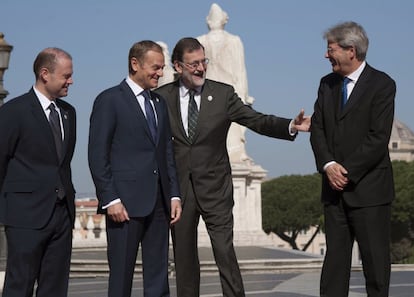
left=142, top=91, right=157, bottom=142
left=342, top=77, right=351, bottom=108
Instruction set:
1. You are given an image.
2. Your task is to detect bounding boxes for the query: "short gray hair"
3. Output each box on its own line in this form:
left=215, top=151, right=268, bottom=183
left=323, top=21, right=369, bottom=61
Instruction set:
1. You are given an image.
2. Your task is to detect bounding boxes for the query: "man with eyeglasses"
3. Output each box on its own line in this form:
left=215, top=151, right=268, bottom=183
left=155, top=37, right=310, bottom=297
left=310, top=22, right=395, bottom=297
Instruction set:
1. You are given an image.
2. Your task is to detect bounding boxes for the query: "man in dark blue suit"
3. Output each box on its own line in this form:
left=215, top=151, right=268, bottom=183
left=88, top=40, right=181, bottom=297
left=0, top=48, right=76, bottom=297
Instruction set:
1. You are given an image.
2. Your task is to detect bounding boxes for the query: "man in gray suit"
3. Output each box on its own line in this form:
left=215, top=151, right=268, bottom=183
left=155, top=37, right=310, bottom=297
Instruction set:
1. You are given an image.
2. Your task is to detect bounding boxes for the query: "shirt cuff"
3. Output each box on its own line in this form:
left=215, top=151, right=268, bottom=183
left=288, top=120, right=297, bottom=136
left=323, top=161, right=337, bottom=172
left=171, top=197, right=181, bottom=201
left=102, top=198, right=121, bottom=209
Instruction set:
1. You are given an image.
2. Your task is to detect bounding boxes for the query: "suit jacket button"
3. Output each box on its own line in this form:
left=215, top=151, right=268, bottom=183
left=153, top=170, right=157, bottom=174
left=55, top=189, right=59, bottom=193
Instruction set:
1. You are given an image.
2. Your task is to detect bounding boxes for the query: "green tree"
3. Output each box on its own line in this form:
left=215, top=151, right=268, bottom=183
left=390, top=160, right=414, bottom=263
left=262, top=174, right=323, bottom=251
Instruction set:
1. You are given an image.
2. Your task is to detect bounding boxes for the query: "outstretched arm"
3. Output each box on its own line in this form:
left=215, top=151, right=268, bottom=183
left=291, top=109, right=311, bottom=132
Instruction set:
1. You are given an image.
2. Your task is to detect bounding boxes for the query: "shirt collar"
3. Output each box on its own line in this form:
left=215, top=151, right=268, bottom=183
left=347, top=61, right=366, bottom=83
left=179, top=80, right=202, bottom=97
left=33, top=86, right=57, bottom=111
left=126, top=76, right=145, bottom=96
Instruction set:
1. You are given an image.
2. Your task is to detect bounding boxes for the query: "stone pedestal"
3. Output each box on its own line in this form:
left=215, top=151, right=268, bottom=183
left=198, top=161, right=275, bottom=247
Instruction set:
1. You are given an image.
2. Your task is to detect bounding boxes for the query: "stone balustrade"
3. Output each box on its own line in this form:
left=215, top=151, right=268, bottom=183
left=73, top=199, right=106, bottom=248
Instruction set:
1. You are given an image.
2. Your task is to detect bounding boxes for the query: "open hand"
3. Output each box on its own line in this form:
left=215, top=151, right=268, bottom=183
left=293, top=109, right=311, bottom=132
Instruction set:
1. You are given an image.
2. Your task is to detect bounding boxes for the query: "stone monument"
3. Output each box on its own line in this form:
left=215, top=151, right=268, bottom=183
left=156, top=41, right=176, bottom=87
left=197, top=3, right=273, bottom=246
left=198, top=3, right=253, bottom=163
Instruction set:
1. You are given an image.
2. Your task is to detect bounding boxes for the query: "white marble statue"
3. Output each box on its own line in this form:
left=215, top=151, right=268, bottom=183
left=198, top=3, right=253, bottom=163
left=156, top=41, right=176, bottom=87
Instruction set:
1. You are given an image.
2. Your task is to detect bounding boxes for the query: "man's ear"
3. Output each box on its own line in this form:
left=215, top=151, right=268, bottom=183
left=174, top=61, right=183, bottom=74
left=39, top=67, right=50, bottom=83
left=130, top=57, right=140, bottom=73
left=348, top=46, right=356, bottom=60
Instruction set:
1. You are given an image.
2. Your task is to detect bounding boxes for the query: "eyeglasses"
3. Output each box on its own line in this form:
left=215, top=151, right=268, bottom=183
left=327, top=45, right=352, bottom=54
left=179, top=58, right=209, bottom=70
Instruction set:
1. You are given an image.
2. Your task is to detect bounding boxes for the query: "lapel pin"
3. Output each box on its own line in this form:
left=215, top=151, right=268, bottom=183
left=156, top=97, right=160, bottom=102
left=64, top=114, right=68, bottom=120
left=207, top=95, right=213, bottom=101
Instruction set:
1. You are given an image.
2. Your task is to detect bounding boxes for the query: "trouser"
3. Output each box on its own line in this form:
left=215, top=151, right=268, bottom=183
left=321, top=199, right=391, bottom=297
left=172, top=181, right=245, bottom=297
left=3, top=201, right=72, bottom=297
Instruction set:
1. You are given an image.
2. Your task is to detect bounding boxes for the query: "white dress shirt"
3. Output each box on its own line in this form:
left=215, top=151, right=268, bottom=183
left=179, top=83, right=201, bottom=137
left=33, top=86, right=64, bottom=140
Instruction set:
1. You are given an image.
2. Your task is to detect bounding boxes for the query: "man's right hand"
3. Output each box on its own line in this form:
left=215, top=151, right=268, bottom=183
left=325, top=162, right=349, bottom=191
left=107, top=202, right=130, bottom=223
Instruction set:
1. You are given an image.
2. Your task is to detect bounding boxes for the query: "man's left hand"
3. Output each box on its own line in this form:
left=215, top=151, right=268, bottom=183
left=170, top=199, right=182, bottom=225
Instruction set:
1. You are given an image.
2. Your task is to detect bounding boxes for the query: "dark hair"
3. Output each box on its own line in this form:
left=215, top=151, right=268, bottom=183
left=128, top=40, right=163, bottom=74
left=171, top=37, right=204, bottom=65
left=33, top=47, right=72, bottom=79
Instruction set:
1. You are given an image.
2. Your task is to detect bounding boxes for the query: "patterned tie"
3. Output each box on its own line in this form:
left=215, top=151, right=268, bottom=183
left=48, top=103, right=63, bottom=161
left=187, top=90, right=198, bottom=143
left=342, top=77, right=351, bottom=108
left=142, top=90, right=157, bottom=142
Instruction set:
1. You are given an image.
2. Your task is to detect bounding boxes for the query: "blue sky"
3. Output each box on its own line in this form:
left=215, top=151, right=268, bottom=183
left=1, top=1, right=412, bottom=196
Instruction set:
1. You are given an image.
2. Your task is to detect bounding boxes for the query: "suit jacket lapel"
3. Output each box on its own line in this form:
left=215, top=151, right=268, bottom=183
left=28, top=91, right=59, bottom=161
left=340, top=65, right=372, bottom=119
left=169, top=81, right=190, bottom=143
left=149, top=90, right=162, bottom=145
left=120, top=80, right=155, bottom=144
left=195, top=81, right=216, bottom=141
left=59, top=103, right=70, bottom=163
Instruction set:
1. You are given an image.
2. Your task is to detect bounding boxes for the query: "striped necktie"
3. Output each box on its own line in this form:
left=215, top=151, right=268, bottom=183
left=187, top=90, right=198, bottom=143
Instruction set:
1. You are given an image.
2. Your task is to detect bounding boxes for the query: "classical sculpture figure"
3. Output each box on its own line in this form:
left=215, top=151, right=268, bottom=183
left=198, top=3, right=253, bottom=162
left=156, top=41, right=176, bottom=87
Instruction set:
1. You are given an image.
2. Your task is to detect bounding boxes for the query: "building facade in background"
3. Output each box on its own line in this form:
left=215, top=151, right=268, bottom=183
left=389, top=119, right=414, bottom=162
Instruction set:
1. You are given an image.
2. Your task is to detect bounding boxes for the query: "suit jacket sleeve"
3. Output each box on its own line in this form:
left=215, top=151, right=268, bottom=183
left=88, top=91, right=118, bottom=205
left=310, top=78, right=335, bottom=172
left=225, top=84, right=295, bottom=141
left=0, top=103, right=19, bottom=191
left=163, top=103, right=181, bottom=198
